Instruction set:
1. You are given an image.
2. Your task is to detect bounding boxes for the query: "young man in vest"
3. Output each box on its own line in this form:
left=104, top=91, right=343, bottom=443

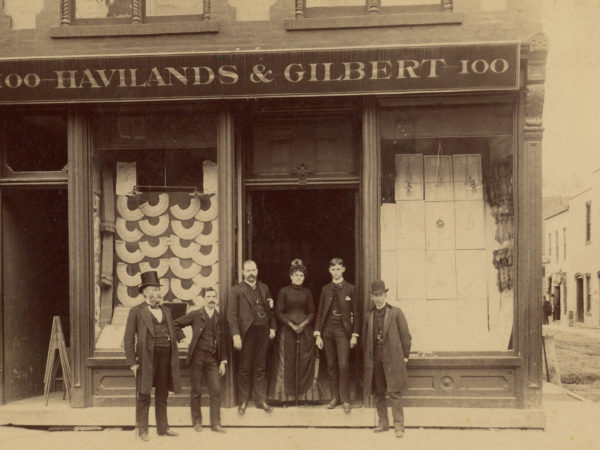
left=174, top=286, right=228, bottom=433
left=314, top=258, right=361, bottom=413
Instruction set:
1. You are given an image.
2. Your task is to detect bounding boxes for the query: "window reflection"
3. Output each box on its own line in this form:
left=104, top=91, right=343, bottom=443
left=146, top=0, right=204, bottom=16
left=76, top=0, right=132, bottom=18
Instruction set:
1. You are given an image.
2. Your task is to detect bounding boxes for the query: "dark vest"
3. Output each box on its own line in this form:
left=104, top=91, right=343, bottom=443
left=373, top=307, right=386, bottom=361
left=246, top=283, right=268, bottom=326
left=194, top=313, right=217, bottom=355
left=325, top=283, right=344, bottom=327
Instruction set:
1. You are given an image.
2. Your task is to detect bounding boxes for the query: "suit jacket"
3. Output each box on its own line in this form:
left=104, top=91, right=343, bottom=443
left=315, top=281, right=361, bottom=337
left=174, top=307, right=229, bottom=365
left=227, top=281, right=276, bottom=340
left=123, top=302, right=182, bottom=395
left=363, top=303, right=412, bottom=395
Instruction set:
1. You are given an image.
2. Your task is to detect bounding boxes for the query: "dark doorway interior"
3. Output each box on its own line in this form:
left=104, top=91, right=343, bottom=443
left=2, top=189, right=69, bottom=403
left=552, top=286, right=561, bottom=321
left=250, top=188, right=356, bottom=301
left=576, top=277, right=584, bottom=322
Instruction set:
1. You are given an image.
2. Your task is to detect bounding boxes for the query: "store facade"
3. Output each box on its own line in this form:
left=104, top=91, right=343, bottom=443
left=0, top=0, right=546, bottom=416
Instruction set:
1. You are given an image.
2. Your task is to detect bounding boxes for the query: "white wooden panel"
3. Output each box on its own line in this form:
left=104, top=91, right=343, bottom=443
left=380, top=203, right=397, bottom=252
left=456, top=250, right=488, bottom=298
left=424, top=155, right=453, bottom=201
left=453, top=154, right=483, bottom=201
left=426, top=299, right=460, bottom=351
left=392, top=299, right=427, bottom=352
left=397, top=249, right=426, bottom=299
left=425, top=202, right=455, bottom=249
left=426, top=250, right=456, bottom=299
left=395, top=154, right=424, bottom=201
left=396, top=201, right=425, bottom=249
left=381, top=250, right=398, bottom=300
left=455, top=200, right=485, bottom=249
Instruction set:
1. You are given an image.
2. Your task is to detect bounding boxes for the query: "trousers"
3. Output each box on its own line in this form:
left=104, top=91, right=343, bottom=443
left=373, top=356, right=404, bottom=431
left=238, top=322, right=270, bottom=404
left=322, top=321, right=350, bottom=403
left=190, top=348, right=221, bottom=427
left=136, top=346, right=171, bottom=435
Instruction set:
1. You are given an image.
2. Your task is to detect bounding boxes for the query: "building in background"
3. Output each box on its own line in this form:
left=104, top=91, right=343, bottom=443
left=542, top=197, right=568, bottom=322
left=0, top=0, right=547, bottom=425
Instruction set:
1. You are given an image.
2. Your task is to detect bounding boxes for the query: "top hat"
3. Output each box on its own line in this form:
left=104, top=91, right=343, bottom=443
left=370, top=280, right=389, bottom=295
left=138, top=270, right=161, bottom=293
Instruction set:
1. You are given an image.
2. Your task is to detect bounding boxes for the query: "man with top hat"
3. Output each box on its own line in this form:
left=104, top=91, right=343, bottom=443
left=363, top=280, right=411, bottom=438
left=227, top=260, right=276, bottom=414
left=174, top=286, right=228, bottom=433
left=124, top=270, right=182, bottom=441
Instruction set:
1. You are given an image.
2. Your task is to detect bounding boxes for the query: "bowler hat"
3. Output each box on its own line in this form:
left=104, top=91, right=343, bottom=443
left=139, top=270, right=161, bottom=293
left=370, top=280, right=389, bottom=295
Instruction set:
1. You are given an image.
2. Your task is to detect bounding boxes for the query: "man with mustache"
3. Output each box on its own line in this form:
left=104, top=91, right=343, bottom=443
left=227, top=260, right=276, bottom=414
left=174, top=287, right=228, bottom=433
left=124, top=271, right=181, bottom=441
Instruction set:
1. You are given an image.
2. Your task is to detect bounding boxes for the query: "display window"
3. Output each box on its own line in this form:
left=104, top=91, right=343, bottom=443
left=379, top=103, right=515, bottom=352
left=92, top=111, right=218, bottom=353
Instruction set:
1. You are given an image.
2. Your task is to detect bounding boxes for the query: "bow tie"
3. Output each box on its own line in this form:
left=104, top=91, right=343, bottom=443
left=150, top=304, right=161, bottom=310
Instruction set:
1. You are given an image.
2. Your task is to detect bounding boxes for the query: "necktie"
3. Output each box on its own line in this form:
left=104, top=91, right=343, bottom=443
left=150, top=304, right=160, bottom=310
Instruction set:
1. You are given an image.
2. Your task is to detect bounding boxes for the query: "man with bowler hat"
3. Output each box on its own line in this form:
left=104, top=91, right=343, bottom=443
left=174, top=286, right=228, bottom=433
left=363, top=280, right=411, bottom=438
left=227, top=260, right=276, bottom=414
left=124, top=271, right=181, bottom=441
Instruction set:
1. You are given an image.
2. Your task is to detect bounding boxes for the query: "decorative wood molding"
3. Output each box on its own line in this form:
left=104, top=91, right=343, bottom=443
left=60, top=0, right=71, bottom=25
left=442, top=0, right=453, bottom=12
left=68, top=112, right=94, bottom=407
left=203, top=0, right=211, bottom=21
left=367, top=0, right=380, bottom=15
left=295, top=0, right=305, bottom=19
left=525, top=84, right=545, bottom=129
left=132, top=0, right=142, bottom=24
left=289, top=163, right=316, bottom=184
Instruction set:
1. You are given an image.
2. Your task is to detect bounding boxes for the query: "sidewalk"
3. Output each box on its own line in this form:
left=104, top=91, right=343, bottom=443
left=1, top=383, right=599, bottom=450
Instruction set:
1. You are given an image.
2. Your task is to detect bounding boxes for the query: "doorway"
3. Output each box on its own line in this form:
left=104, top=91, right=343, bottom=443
left=1, top=189, right=69, bottom=403
left=576, top=276, right=584, bottom=323
left=552, top=286, right=561, bottom=321
left=247, top=188, right=357, bottom=298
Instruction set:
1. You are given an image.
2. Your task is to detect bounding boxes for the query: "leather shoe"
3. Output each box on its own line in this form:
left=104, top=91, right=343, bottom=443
left=238, top=402, right=248, bottom=415
left=211, top=425, right=227, bottom=433
left=373, top=426, right=389, bottom=433
left=343, top=402, right=351, bottom=414
left=193, top=423, right=203, bottom=432
left=327, top=399, right=339, bottom=409
left=256, top=402, right=273, bottom=413
left=395, top=429, right=404, bottom=438
left=158, top=428, right=178, bottom=436
left=138, top=431, right=150, bottom=441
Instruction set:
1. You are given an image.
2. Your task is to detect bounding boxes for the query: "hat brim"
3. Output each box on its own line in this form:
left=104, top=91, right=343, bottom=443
left=370, top=288, right=389, bottom=295
left=139, top=283, right=161, bottom=293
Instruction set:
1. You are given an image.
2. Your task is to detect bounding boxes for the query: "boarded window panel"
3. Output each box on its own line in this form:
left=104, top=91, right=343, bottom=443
left=397, top=249, right=426, bottom=300
left=306, top=0, right=363, bottom=5
left=381, top=250, right=398, bottom=300
left=394, top=299, right=428, bottom=352
left=424, top=155, right=454, bottom=201
left=425, top=202, right=455, bottom=250
left=395, top=154, right=424, bottom=201
left=383, top=0, right=439, bottom=4
left=456, top=250, right=487, bottom=298
left=426, top=299, right=461, bottom=351
left=380, top=203, right=397, bottom=252
left=453, top=154, right=483, bottom=201
left=426, top=250, right=456, bottom=299
left=455, top=200, right=485, bottom=249
left=146, top=0, right=203, bottom=16
left=397, top=201, right=425, bottom=249
left=76, top=0, right=132, bottom=18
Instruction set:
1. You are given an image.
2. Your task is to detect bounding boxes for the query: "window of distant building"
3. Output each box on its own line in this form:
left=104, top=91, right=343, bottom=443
left=563, top=227, right=567, bottom=260
left=73, top=0, right=206, bottom=21
left=548, top=232, right=551, bottom=257
left=555, top=230, right=558, bottom=262
left=586, top=202, right=591, bottom=244
left=586, top=274, right=591, bottom=313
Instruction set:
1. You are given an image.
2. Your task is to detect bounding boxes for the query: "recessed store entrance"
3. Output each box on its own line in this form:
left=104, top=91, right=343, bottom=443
left=1, top=189, right=69, bottom=404
left=247, top=188, right=357, bottom=298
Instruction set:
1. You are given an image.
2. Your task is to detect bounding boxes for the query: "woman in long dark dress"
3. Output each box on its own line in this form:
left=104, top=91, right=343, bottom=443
left=268, top=259, right=316, bottom=403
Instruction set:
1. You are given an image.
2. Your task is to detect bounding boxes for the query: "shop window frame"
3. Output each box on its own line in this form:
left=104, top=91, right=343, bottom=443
left=0, top=108, right=68, bottom=187
left=51, top=0, right=218, bottom=38
left=286, top=0, right=462, bottom=31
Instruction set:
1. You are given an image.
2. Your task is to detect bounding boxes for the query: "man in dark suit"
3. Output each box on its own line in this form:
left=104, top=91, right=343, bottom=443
left=124, top=271, right=181, bottom=441
left=363, top=280, right=411, bottom=438
left=314, top=257, right=361, bottom=413
left=174, top=287, right=228, bottom=433
left=227, top=260, right=276, bottom=414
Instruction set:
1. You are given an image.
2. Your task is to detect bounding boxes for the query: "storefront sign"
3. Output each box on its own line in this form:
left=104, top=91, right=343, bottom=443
left=0, top=43, right=519, bottom=104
